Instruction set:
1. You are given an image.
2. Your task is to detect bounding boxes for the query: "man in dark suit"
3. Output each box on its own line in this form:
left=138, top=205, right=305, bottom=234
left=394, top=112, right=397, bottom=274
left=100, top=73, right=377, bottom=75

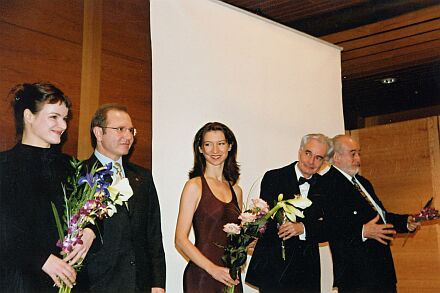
left=322, top=134, right=419, bottom=293
left=246, top=133, right=331, bottom=293
left=82, top=104, right=166, bottom=293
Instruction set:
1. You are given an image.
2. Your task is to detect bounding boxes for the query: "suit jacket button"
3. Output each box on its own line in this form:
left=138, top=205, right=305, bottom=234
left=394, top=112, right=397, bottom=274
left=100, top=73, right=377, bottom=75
left=130, top=260, right=136, bottom=266
left=353, top=211, right=357, bottom=214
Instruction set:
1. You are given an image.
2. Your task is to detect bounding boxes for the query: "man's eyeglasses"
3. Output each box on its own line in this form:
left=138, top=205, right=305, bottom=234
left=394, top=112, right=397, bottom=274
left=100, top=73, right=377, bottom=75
left=101, top=126, right=137, bottom=136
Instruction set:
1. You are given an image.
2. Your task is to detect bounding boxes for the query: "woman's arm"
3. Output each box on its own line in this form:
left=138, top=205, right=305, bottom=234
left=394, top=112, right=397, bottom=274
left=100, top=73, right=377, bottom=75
left=175, top=178, right=239, bottom=287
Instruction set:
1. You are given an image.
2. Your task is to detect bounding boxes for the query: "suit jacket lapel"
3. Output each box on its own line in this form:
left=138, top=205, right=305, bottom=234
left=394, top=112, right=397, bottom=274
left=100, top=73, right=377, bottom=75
left=279, top=162, right=301, bottom=199
left=123, top=163, right=139, bottom=217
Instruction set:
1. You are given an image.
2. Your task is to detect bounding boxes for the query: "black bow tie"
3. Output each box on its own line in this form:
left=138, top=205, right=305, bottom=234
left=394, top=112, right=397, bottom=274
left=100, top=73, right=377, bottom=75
left=298, top=176, right=316, bottom=186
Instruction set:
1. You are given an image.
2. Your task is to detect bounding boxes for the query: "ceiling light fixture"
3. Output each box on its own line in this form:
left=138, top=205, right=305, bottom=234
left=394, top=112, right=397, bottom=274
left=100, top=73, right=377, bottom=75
left=380, top=77, right=397, bottom=84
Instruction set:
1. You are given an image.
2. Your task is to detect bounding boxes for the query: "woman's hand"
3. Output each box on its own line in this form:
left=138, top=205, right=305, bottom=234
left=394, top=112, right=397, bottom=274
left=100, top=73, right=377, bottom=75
left=63, top=228, right=96, bottom=265
left=206, top=264, right=239, bottom=287
left=42, top=254, right=76, bottom=288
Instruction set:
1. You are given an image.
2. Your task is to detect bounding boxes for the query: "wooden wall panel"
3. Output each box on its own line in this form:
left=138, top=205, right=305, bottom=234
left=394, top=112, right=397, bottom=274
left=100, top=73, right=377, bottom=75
left=99, top=0, right=152, bottom=168
left=351, top=117, right=440, bottom=293
left=0, top=0, right=152, bottom=169
left=0, top=20, right=82, bottom=156
left=102, top=0, right=149, bottom=61
left=0, top=0, right=83, bottom=44
left=321, top=4, right=440, bottom=79
left=100, top=52, right=151, bottom=167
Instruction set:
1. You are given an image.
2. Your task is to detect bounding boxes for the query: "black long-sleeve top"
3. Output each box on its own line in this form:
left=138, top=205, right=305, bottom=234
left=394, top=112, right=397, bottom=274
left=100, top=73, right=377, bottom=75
left=0, top=143, right=70, bottom=292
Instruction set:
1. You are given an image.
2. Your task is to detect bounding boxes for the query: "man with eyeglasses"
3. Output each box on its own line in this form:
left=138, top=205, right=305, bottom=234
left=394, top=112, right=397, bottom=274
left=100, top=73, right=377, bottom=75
left=79, top=104, right=166, bottom=292
left=246, top=133, right=332, bottom=293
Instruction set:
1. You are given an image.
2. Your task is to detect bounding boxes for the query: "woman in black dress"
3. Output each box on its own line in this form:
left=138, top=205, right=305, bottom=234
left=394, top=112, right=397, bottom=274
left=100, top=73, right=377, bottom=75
left=175, top=122, right=243, bottom=293
left=0, top=83, right=93, bottom=291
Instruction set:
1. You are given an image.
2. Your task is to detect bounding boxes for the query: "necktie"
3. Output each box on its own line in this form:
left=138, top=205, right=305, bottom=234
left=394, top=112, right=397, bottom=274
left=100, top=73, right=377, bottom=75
left=114, top=162, right=123, bottom=182
left=298, top=176, right=316, bottom=186
left=114, top=162, right=129, bottom=211
left=352, top=176, right=377, bottom=212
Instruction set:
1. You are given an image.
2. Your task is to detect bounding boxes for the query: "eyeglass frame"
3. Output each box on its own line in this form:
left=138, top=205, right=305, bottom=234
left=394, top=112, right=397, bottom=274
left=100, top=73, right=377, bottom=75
left=100, top=126, right=137, bottom=136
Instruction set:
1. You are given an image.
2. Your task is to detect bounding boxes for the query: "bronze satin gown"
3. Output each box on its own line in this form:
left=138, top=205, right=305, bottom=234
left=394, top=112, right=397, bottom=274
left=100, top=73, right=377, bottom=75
left=183, top=175, right=243, bottom=293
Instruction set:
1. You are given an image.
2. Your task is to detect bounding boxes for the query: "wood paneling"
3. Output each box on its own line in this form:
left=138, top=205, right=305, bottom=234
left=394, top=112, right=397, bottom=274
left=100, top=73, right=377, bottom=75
left=351, top=117, right=440, bottom=293
left=0, top=0, right=152, bottom=169
left=0, top=0, right=83, bottom=44
left=102, top=0, right=149, bottom=61
left=223, top=0, right=366, bottom=24
left=0, top=20, right=82, bottom=156
left=77, top=0, right=103, bottom=160
left=321, top=5, right=440, bottom=79
left=100, top=0, right=152, bottom=168
left=100, top=52, right=151, bottom=167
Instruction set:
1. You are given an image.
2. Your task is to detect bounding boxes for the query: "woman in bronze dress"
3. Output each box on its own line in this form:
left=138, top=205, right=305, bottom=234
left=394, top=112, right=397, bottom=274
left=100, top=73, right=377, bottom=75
left=175, top=122, right=243, bottom=293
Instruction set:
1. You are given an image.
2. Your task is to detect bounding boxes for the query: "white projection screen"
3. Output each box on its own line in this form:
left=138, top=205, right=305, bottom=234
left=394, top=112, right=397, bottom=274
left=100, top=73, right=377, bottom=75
left=150, top=0, right=344, bottom=292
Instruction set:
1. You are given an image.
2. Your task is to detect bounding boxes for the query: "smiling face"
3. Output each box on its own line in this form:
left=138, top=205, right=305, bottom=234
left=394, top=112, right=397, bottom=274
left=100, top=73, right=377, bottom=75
left=199, top=130, right=231, bottom=168
left=94, top=109, right=134, bottom=161
left=297, top=138, right=328, bottom=178
left=22, top=102, right=69, bottom=147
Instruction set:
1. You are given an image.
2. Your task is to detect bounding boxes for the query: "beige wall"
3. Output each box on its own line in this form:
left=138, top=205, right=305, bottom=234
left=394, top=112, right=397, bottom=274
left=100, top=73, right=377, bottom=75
left=150, top=0, right=343, bottom=292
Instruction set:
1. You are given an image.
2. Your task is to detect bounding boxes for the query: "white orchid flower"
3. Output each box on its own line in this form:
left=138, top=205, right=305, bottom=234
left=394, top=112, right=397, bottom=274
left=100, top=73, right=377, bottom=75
left=108, top=177, right=133, bottom=206
left=285, top=195, right=312, bottom=209
left=107, top=203, right=117, bottom=217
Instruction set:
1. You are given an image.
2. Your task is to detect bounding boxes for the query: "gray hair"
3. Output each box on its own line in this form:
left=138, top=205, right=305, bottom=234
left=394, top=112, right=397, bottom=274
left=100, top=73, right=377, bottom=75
left=328, top=134, right=349, bottom=163
left=300, top=133, right=333, bottom=159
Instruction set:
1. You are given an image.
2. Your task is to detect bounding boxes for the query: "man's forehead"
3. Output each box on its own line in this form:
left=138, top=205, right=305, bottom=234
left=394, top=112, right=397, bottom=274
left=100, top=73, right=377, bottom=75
left=303, top=140, right=327, bottom=153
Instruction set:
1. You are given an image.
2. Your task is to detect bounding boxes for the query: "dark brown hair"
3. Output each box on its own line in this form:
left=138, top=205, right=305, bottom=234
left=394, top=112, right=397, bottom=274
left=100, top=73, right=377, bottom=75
left=189, top=122, right=240, bottom=185
left=10, top=82, right=71, bottom=139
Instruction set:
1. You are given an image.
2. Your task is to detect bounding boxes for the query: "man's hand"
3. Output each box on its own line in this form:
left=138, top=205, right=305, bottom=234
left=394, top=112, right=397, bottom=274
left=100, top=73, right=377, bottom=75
left=407, top=216, right=421, bottom=232
left=151, top=287, right=165, bottom=293
left=278, top=222, right=305, bottom=240
left=363, top=215, right=396, bottom=245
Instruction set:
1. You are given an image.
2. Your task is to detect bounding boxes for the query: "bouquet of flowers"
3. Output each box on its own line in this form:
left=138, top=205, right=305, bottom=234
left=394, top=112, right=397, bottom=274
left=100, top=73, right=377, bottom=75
left=221, top=193, right=312, bottom=293
left=413, top=200, right=439, bottom=222
left=51, top=158, right=133, bottom=293
left=268, top=193, right=312, bottom=260
left=402, top=197, right=439, bottom=247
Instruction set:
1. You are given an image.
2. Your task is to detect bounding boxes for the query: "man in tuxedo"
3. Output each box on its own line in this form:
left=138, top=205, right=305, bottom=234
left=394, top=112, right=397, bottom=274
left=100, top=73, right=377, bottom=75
left=82, top=104, right=166, bottom=292
left=322, top=134, right=419, bottom=293
left=246, top=133, right=331, bottom=293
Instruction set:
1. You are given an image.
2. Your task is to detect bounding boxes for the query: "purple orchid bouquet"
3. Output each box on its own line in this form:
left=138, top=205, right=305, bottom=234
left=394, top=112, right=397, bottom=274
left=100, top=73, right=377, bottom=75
left=413, top=207, right=440, bottom=222
left=51, top=158, right=133, bottom=293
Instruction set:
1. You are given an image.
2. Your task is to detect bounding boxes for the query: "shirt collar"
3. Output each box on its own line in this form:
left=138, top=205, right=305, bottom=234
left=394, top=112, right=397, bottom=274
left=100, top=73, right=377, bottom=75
left=94, top=150, right=123, bottom=170
left=295, top=162, right=309, bottom=180
left=333, top=165, right=356, bottom=182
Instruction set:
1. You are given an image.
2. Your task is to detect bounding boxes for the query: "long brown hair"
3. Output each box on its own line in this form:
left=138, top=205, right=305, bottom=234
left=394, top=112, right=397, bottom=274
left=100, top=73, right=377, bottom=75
left=189, top=122, right=240, bottom=185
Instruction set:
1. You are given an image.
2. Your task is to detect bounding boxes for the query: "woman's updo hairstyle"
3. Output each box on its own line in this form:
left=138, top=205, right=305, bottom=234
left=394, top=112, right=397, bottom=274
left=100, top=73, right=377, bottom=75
left=9, top=82, right=71, bottom=138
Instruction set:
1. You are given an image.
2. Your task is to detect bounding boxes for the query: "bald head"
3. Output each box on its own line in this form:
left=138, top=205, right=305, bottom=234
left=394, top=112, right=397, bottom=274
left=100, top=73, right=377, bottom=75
left=331, top=135, right=361, bottom=176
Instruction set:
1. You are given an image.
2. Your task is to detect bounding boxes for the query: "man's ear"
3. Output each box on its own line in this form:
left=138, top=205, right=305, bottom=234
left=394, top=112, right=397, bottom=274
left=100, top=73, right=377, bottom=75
left=332, top=152, right=339, bottom=164
left=93, top=126, right=103, bottom=143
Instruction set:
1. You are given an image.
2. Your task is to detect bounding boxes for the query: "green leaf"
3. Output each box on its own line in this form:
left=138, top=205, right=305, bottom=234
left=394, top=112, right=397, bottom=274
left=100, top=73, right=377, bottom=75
left=51, top=201, right=65, bottom=244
